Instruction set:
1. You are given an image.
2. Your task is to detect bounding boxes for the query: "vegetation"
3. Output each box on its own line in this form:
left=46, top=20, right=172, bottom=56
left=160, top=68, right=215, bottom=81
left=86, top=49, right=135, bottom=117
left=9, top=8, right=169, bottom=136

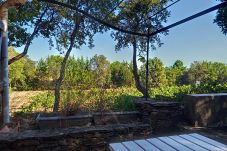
left=7, top=0, right=227, bottom=114
left=111, top=0, right=171, bottom=97
left=214, top=0, right=227, bottom=35
left=9, top=47, right=227, bottom=113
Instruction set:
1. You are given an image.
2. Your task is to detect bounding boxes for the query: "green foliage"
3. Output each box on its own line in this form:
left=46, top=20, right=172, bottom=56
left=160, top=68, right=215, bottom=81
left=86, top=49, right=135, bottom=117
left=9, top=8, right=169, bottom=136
left=192, top=82, right=227, bottom=94
left=9, top=47, right=36, bottom=90
left=214, top=0, right=227, bottom=35
left=8, top=0, right=58, bottom=47
left=149, top=85, right=192, bottom=101
left=184, top=61, right=227, bottom=85
left=19, top=83, right=227, bottom=113
left=110, top=61, right=134, bottom=87
left=21, top=93, right=54, bottom=113
left=90, top=55, right=111, bottom=88
left=21, top=87, right=141, bottom=113
left=113, top=95, right=136, bottom=111
left=46, top=55, right=63, bottom=81
left=111, top=0, right=170, bottom=52
left=141, top=57, right=167, bottom=88
left=166, top=60, right=186, bottom=86
left=64, top=56, right=92, bottom=89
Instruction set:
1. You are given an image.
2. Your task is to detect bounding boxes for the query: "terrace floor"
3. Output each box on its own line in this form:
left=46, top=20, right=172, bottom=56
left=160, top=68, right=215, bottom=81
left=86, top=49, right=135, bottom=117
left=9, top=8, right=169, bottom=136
left=151, top=123, right=227, bottom=145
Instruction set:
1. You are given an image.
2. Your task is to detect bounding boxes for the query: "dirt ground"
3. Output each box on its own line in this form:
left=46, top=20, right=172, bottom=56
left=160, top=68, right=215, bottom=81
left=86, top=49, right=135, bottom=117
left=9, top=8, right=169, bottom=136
left=10, top=91, right=44, bottom=114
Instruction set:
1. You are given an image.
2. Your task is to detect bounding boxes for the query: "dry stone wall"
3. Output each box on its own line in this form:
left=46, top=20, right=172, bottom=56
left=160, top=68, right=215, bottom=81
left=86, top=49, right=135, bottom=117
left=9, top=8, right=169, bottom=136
left=0, top=124, right=151, bottom=151
left=134, top=97, right=181, bottom=132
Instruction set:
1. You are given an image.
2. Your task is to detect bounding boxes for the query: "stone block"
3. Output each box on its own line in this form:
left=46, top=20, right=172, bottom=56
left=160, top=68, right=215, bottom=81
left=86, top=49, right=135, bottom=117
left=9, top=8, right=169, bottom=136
left=184, top=93, right=227, bottom=127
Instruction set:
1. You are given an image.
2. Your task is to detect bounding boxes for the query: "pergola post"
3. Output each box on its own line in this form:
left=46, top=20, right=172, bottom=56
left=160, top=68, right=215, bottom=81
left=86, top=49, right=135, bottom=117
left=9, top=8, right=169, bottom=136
left=145, top=28, right=150, bottom=100
left=0, top=0, right=26, bottom=127
left=0, top=5, right=9, bottom=126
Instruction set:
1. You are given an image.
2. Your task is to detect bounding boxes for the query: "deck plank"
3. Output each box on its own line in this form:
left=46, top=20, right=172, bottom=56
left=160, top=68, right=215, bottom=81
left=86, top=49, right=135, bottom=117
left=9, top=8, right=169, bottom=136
left=122, top=141, right=144, bottom=151
left=158, top=136, right=193, bottom=151
left=109, top=143, right=129, bottom=151
left=147, top=138, right=177, bottom=151
left=169, top=135, right=209, bottom=151
left=109, top=133, right=227, bottom=151
left=189, top=133, right=227, bottom=151
left=135, top=139, right=161, bottom=151
left=180, top=134, right=225, bottom=151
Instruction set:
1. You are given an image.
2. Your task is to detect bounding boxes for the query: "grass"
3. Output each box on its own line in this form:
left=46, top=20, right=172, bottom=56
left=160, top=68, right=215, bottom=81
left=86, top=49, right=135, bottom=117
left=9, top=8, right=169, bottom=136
left=12, top=85, right=194, bottom=114
left=19, top=87, right=141, bottom=114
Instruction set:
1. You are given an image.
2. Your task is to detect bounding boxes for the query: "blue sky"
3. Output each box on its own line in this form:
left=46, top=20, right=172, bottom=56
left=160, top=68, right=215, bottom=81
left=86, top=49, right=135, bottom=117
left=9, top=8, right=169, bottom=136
left=17, top=0, right=227, bottom=67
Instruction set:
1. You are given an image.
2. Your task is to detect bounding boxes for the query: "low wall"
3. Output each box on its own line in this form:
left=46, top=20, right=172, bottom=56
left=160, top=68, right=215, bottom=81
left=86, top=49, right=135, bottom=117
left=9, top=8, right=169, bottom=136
left=184, top=93, right=227, bottom=127
left=37, top=111, right=142, bottom=129
left=134, top=97, right=181, bottom=132
left=0, top=123, right=151, bottom=151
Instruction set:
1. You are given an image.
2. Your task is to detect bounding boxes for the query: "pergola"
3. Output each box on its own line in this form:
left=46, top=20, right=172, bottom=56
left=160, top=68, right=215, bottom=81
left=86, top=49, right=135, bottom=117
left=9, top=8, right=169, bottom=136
left=0, top=0, right=227, bottom=126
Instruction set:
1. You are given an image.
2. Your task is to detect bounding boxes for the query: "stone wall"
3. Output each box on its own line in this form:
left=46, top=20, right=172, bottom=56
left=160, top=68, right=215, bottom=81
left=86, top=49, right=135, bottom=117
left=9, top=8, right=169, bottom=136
left=134, top=97, right=181, bottom=133
left=0, top=123, right=151, bottom=151
left=184, top=93, right=227, bottom=127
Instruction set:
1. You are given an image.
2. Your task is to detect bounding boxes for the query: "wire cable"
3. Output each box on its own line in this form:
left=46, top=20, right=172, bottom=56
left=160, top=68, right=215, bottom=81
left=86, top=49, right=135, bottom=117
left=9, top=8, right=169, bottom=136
left=149, top=0, right=180, bottom=19
left=104, top=0, right=125, bottom=19
left=39, top=0, right=227, bottom=37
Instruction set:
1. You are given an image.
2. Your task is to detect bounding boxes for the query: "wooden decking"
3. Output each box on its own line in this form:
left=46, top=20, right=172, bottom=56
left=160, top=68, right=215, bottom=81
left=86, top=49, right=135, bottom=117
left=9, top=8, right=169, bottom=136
left=109, top=133, right=227, bottom=151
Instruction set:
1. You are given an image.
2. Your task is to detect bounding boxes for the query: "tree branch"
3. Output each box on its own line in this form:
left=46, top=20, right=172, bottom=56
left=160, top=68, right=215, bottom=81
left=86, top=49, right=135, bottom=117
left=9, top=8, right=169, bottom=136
left=8, top=7, right=48, bottom=65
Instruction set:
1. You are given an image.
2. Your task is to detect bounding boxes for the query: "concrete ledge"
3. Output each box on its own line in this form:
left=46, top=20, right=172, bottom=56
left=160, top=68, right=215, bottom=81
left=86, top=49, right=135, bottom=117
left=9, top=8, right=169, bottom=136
left=36, top=111, right=142, bottom=129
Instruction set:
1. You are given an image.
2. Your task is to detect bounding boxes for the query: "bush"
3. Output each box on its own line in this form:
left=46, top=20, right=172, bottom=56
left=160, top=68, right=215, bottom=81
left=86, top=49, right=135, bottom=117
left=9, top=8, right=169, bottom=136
left=21, top=93, right=54, bottom=113
left=149, top=85, right=192, bottom=101
left=20, top=84, right=227, bottom=113
left=192, top=82, right=227, bottom=94
left=21, top=87, right=141, bottom=113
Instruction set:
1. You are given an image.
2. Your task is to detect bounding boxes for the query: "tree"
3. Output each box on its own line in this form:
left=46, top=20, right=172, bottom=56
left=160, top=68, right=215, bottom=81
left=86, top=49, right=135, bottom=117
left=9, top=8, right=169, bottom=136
left=8, top=47, right=36, bottom=90
left=8, top=0, right=59, bottom=64
left=166, top=60, right=186, bottom=86
left=90, top=55, right=111, bottom=88
left=64, top=56, right=92, bottom=89
left=214, top=0, right=227, bottom=35
left=52, top=1, right=122, bottom=111
left=36, top=58, right=49, bottom=89
left=8, top=47, right=26, bottom=89
left=141, top=57, right=167, bottom=88
left=183, top=61, right=227, bottom=85
left=46, top=55, right=63, bottom=82
left=110, top=61, right=134, bottom=87
left=111, top=0, right=171, bottom=97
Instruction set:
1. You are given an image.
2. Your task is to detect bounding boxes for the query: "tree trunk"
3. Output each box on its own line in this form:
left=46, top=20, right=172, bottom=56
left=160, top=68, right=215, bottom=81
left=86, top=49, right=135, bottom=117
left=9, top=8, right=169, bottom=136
left=53, top=19, right=80, bottom=112
left=132, top=39, right=149, bottom=98
left=53, top=46, right=73, bottom=112
left=8, top=7, right=48, bottom=65
left=8, top=29, right=37, bottom=65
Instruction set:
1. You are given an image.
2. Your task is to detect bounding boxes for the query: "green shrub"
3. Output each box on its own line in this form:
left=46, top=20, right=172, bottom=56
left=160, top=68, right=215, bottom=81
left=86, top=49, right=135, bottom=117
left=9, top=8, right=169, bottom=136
left=21, top=93, right=54, bottom=113
left=149, top=85, right=192, bottom=101
left=192, top=82, right=227, bottom=94
left=21, top=84, right=227, bottom=113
